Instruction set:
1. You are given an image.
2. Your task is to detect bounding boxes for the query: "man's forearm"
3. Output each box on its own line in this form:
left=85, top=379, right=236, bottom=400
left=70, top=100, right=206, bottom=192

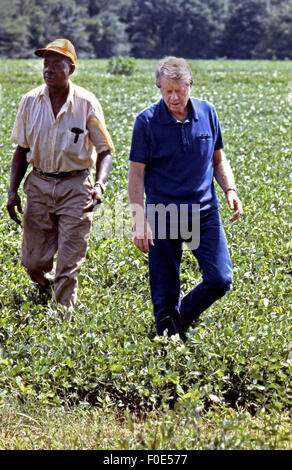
left=8, top=146, right=29, bottom=194
left=213, top=149, right=242, bottom=221
left=128, top=163, right=154, bottom=252
left=7, top=146, right=30, bottom=224
left=83, top=150, right=112, bottom=212
left=213, top=151, right=237, bottom=193
left=95, top=150, right=112, bottom=186
left=128, top=169, right=145, bottom=213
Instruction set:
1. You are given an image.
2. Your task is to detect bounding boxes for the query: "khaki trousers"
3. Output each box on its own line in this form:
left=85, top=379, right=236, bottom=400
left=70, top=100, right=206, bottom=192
left=21, top=169, right=94, bottom=307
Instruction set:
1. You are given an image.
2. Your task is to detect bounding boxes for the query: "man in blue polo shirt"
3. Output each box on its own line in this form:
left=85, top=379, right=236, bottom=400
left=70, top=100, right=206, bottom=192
left=128, top=57, right=242, bottom=340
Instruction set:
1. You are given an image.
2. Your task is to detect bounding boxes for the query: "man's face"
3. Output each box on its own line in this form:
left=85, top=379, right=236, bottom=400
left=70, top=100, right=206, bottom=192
left=43, top=52, right=74, bottom=89
left=160, top=78, right=191, bottom=118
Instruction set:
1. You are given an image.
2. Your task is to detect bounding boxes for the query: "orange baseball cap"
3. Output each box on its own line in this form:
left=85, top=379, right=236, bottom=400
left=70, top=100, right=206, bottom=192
left=34, top=38, right=77, bottom=64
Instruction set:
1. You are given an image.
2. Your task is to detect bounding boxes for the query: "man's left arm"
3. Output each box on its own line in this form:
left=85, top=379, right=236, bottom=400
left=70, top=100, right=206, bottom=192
left=84, top=150, right=112, bottom=212
left=84, top=107, right=114, bottom=212
left=213, top=149, right=243, bottom=222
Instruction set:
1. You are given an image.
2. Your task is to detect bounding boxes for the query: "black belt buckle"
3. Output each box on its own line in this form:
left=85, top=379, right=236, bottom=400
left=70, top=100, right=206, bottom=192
left=53, top=171, right=71, bottom=178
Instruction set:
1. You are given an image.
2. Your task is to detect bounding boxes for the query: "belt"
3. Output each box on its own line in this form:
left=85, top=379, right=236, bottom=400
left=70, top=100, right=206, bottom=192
left=33, top=167, right=88, bottom=179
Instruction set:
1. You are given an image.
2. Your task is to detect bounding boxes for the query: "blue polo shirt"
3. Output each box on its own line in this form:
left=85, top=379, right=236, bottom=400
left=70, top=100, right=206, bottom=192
left=129, top=97, right=224, bottom=211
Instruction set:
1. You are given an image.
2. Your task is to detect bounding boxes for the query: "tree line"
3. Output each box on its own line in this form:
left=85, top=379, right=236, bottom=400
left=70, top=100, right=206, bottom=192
left=0, top=0, right=292, bottom=60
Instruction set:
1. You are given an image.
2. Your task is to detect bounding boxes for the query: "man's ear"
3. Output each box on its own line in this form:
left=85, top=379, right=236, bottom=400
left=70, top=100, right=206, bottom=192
left=69, top=63, right=75, bottom=76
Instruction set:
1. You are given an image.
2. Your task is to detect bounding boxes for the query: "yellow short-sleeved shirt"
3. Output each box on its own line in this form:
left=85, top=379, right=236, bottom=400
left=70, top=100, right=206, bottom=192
left=11, top=80, right=114, bottom=172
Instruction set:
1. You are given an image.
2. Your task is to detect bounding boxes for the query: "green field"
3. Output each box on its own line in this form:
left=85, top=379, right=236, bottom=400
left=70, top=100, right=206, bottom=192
left=0, top=59, right=291, bottom=450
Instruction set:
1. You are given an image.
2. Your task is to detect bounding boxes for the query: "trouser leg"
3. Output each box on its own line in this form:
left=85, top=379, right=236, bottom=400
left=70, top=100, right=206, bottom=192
left=54, top=212, right=92, bottom=308
left=180, top=209, right=233, bottom=328
left=53, top=172, right=93, bottom=307
left=148, top=237, right=183, bottom=336
left=21, top=177, right=58, bottom=287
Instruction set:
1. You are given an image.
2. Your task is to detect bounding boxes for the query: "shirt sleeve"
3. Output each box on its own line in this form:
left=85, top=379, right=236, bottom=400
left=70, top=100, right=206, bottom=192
left=129, top=116, right=150, bottom=164
left=213, top=107, right=224, bottom=151
left=10, top=96, right=30, bottom=148
left=87, top=96, right=114, bottom=154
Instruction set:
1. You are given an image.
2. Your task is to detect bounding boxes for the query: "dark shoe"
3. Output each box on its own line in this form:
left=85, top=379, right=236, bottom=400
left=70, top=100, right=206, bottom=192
left=38, top=279, right=53, bottom=295
left=179, top=309, right=189, bottom=342
left=179, top=328, right=187, bottom=343
left=162, top=314, right=187, bottom=343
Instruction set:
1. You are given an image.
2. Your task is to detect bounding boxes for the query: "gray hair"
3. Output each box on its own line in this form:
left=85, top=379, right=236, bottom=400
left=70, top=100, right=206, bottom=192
left=155, top=56, right=193, bottom=88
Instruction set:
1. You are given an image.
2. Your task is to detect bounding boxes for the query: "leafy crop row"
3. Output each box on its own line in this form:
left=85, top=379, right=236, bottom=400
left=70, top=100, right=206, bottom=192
left=0, top=60, right=291, bottom=418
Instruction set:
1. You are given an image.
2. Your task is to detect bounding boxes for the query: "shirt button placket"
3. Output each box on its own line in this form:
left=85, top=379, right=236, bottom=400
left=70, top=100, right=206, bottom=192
left=49, top=120, right=58, bottom=171
left=182, top=123, right=188, bottom=151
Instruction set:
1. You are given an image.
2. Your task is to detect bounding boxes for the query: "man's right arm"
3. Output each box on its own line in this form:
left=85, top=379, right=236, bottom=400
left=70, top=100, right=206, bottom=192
left=7, top=145, right=30, bottom=224
left=128, top=161, right=154, bottom=254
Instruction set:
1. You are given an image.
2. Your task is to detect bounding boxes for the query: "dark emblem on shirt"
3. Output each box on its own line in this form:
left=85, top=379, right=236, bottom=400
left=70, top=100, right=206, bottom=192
left=71, top=128, right=84, bottom=143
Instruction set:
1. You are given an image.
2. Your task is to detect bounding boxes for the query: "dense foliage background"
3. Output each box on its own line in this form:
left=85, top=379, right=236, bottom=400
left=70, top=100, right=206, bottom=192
left=0, top=58, right=291, bottom=449
left=0, top=0, right=292, bottom=59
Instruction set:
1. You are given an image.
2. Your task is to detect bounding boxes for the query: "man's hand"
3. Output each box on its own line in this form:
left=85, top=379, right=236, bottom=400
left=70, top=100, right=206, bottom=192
left=83, top=184, right=103, bottom=212
left=7, top=191, right=23, bottom=225
left=225, top=190, right=243, bottom=222
left=133, top=216, right=154, bottom=254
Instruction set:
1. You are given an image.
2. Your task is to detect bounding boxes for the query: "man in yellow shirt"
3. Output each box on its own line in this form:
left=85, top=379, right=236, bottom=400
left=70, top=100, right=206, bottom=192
left=7, top=39, right=114, bottom=311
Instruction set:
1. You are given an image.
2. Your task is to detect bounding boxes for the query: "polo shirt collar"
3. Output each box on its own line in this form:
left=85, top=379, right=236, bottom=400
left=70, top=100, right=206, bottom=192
left=188, top=98, right=199, bottom=121
left=158, top=97, right=199, bottom=124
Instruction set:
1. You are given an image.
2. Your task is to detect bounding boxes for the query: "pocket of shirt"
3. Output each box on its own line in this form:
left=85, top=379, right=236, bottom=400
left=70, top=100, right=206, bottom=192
left=65, top=128, right=88, bottom=155
left=193, top=135, right=214, bottom=158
